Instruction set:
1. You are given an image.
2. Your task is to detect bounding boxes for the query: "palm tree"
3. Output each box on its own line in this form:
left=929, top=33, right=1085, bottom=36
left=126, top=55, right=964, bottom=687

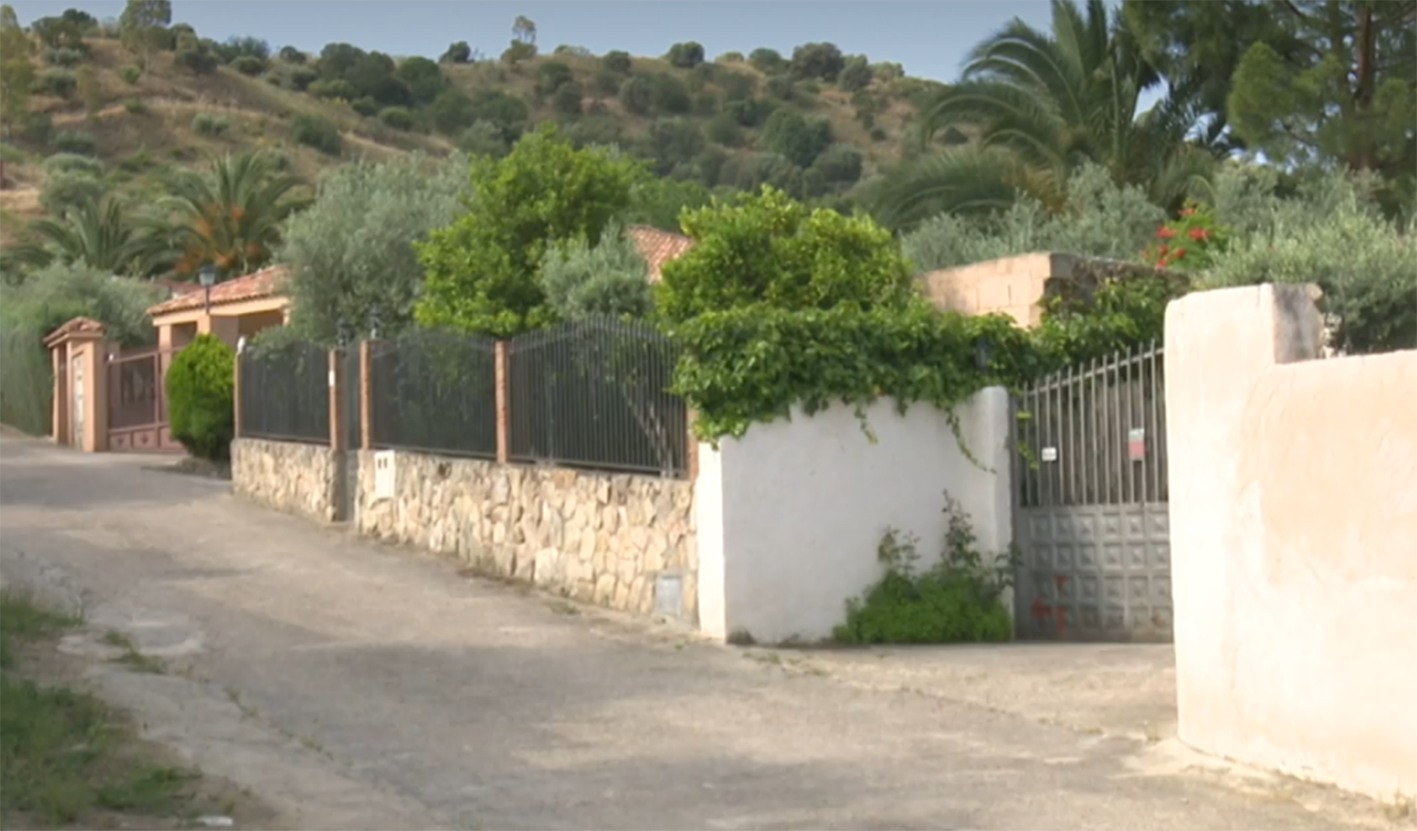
left=12, top=195, right=153, bottom=275
left=141, top=151, right=308, bottom=279
left=867, top=0, right=1215, bottom=230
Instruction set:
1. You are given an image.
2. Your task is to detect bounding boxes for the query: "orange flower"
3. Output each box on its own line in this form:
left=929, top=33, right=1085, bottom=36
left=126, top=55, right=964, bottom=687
left=1173, top=247, right=1187, bottom=260
left=1156, top=226, right=1177, bottom=239
left=1187, top=226, right=1209, bottom=241
left=1180, top=206, right=1196, bottom=217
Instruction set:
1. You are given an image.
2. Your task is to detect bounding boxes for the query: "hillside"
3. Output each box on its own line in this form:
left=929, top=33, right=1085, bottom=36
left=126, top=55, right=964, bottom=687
left=0, top=18, right=949, bottom=250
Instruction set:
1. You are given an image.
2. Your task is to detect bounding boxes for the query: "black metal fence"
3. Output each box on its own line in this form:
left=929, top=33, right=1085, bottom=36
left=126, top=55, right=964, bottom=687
left=368, top=329, right=498, bottom=458
left=508, top=316, right=688, bottom=476
left=238, top=340, right=330, bottom=444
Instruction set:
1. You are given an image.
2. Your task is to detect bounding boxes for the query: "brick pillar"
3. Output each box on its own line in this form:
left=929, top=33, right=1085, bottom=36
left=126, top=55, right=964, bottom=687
left=494, top=341, right=510, bottom=463
left=359, top=340, right=373, bottom=450
left=328, top=349, right=343, bottom=451
left=686, top=408, right=700, bottom=480
left=232, top=344, right=243, bottom=438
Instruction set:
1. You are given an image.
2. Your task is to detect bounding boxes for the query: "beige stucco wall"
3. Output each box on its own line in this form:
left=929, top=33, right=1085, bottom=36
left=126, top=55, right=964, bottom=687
left=355, top=451, right=698, bottom=622
left=1165, top=283, right=1417, bottom=800
left=916, top=252, right=1079, bottom=327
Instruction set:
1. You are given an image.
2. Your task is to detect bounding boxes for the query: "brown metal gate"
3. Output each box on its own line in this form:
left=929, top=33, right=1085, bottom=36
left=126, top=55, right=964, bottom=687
left=107, top=348, right=181, bottom=453
left=1011, top=342, right=1172, bottom=642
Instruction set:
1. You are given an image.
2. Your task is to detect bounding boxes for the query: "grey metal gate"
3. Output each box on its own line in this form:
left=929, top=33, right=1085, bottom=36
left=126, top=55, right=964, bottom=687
left=1011, top=342, right=1171, bottom=642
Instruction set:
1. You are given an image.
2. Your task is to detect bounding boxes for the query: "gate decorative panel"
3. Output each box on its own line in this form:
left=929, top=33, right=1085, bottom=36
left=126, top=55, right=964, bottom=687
left=106, top=348, right=180, bottom=453
left=1011, top=342, right=1171, bottom=642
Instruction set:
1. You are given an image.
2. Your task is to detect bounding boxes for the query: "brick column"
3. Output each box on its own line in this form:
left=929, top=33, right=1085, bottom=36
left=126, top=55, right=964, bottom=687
left=494, top=341, right=510, bottom=463
left=359, top=340, right=373, bottom=450
left=232, top=344, right=243, bottom=438
left=327, top=349, right=343, bottom=451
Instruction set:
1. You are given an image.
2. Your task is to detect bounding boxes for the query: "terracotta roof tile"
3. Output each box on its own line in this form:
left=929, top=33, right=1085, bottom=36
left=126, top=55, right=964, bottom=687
left=146, top=265, right=288, bottom=317
left=626, top=225, right=696, bottom=284
left=43, top=316, right=107, bottom=345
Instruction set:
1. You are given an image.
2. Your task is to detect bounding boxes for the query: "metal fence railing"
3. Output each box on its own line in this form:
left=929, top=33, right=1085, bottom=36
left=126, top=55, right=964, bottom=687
left=508, top=316, right=688, bottom=476
left=368, top=329, right=498, bottom=458
left=238, top=340, right=330, bottom=444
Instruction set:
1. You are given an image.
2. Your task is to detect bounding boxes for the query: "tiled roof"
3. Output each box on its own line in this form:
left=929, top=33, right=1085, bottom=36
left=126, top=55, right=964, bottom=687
left=146, top=265, right=288, bottom=317
left=43, top=316, right=106, bottom=345
left=626, top=225, right=696, bottom=284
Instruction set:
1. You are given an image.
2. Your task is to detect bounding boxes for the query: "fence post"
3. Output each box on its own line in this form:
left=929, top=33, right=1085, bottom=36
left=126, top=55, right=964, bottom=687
left=359, top=340, right=373, bottom=451
left=232, top=345, right=243, bottom=439
left=328, top=349, right=344, bottom=452
left=495, top=341, right=510, bottom=463
left=686, top=408, right=700, bottom=480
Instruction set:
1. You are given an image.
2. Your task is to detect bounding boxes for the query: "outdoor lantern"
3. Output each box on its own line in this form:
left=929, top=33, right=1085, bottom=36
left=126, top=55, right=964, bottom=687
left=198, top=265, right=218, bottom=314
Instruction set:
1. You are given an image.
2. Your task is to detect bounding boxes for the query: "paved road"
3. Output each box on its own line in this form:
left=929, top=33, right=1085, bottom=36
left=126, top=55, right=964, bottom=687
left=0, top=436, right=1399, bottom=830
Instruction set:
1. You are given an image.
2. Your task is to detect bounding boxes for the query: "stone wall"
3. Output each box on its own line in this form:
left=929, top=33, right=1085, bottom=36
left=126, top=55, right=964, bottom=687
left=356, top=450, right=697, bottom=622
left=230, top=438, right=339, bottom=523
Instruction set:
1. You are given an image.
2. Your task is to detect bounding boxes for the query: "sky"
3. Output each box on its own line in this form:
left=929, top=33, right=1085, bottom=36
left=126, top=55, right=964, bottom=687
left=10, top=0, right=1071, bottom=87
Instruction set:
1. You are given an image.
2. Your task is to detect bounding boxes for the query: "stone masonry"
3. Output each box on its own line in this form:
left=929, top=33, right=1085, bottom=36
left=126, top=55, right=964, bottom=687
left=231, top=438, right=339, bottom=523
left=355, top=450, right=697, bottom=622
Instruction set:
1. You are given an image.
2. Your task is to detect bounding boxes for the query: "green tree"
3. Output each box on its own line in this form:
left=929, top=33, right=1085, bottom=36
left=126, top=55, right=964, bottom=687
left=656, top=186, right=917, bottom=324
left=665, top=41, right=705, bottom=69
left=624, top=175, right=713, bottom=232
left=395, top=55, right=445, bottom=104
left=0, top=4, right=34, bottom=135
left=837, top=55, right=873, bottom=92
left=867, top=0, right=1215, bottom=230
left=1227, top=2, right=1416, bottom=188
left=277, top=154, right=470, bottom=344
left=540, top=220, right=653, bottom=320
left=644, top=117, right=706, bottom=176
left=789, top=42, right=845, bottom=81
left=140, top=151, right=308, bottom=278
left=748, top=47, right=786, bottom=74
left=761, top=109, right=831, bottom=167
left=439, top=41, right=471, bottom=64
left=414, top=123, right=641, bottom=337
left=512, top=15, right=536, bottom=45
left=602, top=50, right=631, bottom=73
left=13, top=195, right=153, bottom=274
left=118, top=0, right=170, bottom=69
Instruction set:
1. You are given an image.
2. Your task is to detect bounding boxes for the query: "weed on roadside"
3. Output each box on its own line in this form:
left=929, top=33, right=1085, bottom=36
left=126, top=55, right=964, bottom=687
left=0, top=592, right=197, bottom=828
left=100, top=630, right=167, bottom=675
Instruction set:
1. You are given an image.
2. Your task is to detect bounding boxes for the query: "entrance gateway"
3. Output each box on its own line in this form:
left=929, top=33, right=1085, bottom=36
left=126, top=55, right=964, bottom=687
left=1010, top=342, right=1172, bottom=642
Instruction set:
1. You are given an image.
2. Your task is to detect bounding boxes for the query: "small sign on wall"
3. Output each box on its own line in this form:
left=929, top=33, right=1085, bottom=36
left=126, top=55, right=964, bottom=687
left=1041, top=446, right=1059, bottom=463
left=1128, top=428, right=1146, bottom=461
left=373, top=450, right=397, bottom=501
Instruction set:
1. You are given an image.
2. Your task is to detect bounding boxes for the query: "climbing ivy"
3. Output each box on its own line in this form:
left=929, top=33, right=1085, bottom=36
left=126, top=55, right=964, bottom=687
left=670, top=300, right=1043, bottom=443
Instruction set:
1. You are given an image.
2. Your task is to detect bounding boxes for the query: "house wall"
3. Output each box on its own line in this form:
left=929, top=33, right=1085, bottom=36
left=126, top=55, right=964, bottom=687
left=1165, top=283, right=1417, bottom=800
left=916, top=253, right=1077, bottom=326
left=696, top=391, right=1014, bottom=644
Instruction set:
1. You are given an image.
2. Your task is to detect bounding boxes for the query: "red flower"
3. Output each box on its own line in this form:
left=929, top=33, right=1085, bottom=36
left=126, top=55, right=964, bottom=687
left=1180, top=207, right=1196, bottom=217
left=1187, top=226, right=1209, bottom=241
left=1173, top=247, right=1187, bottom=260
left=1156, top=226, right=1177, bottom=239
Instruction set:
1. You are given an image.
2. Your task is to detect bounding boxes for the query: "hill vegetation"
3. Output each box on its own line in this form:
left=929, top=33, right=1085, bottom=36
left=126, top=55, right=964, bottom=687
left=0, top=2, right=951, bottom=257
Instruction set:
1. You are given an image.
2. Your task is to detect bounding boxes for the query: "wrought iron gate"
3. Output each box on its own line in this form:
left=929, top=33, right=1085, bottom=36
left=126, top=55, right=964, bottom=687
left=1011, top=342, right=1172, bottom=642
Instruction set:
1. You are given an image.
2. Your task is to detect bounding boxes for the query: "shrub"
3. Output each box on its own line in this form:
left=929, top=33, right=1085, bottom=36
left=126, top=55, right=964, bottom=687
left=717, top=51, right=744, bottom=63
left=811, top=143, right=863, bottom=184
left=619, top=75, right=653, bottom=115
left=838, top=56, right=873, bottom=92
left=32, top=68, right=77, bottom=98
left=50, top=130, right=96, bottom=155
left=377, top=106, right=415, bottom=130
left=290, top=114, right=341, bottom=155
left=790, top=42, right=846, bottom=82
left=765, top=74, right=794, bottom=101
left=42, top=152, right=103, bottom=176
left=648, top=73, right=691, bottom=114
left=706, top=113, right=742, bottom=147
left=121, top=97, right=146, bottom=114
left=535, top=61, right=573, bottom=96
left=601, top=50, right=631, bottom=74
left=166, top=333, right=235, bottom=461
left=174, top=35, right=219, bottom=74
left=191, top=112, right=230, bottom=137
left=308, top=78, right=357, bottom=100
left=834, top=494, right=1015, bottom=645
left=748, top=48, right=786, bottom=74
left=350, top=97, right=379, bottom=118
left=39, top=170, right=104, bottom=216
left=41, top=47, right=84, bottom=67
left=230, top=55, right=267, bottom=76
left=687, top=62, right=715, bottom=93
left=268, top=63, right=318, bottom=91
left=540, top=221, right=653, bottom=319
left=118, top=64, right=142, bottom=85
left=278, top=45, right=307, bottom=64
left=551, top=83, right=584, bottom=116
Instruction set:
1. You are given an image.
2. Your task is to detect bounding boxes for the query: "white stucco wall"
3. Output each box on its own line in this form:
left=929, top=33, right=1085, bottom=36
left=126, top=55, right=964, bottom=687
left=695, top=389, right=1013, bottom=644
